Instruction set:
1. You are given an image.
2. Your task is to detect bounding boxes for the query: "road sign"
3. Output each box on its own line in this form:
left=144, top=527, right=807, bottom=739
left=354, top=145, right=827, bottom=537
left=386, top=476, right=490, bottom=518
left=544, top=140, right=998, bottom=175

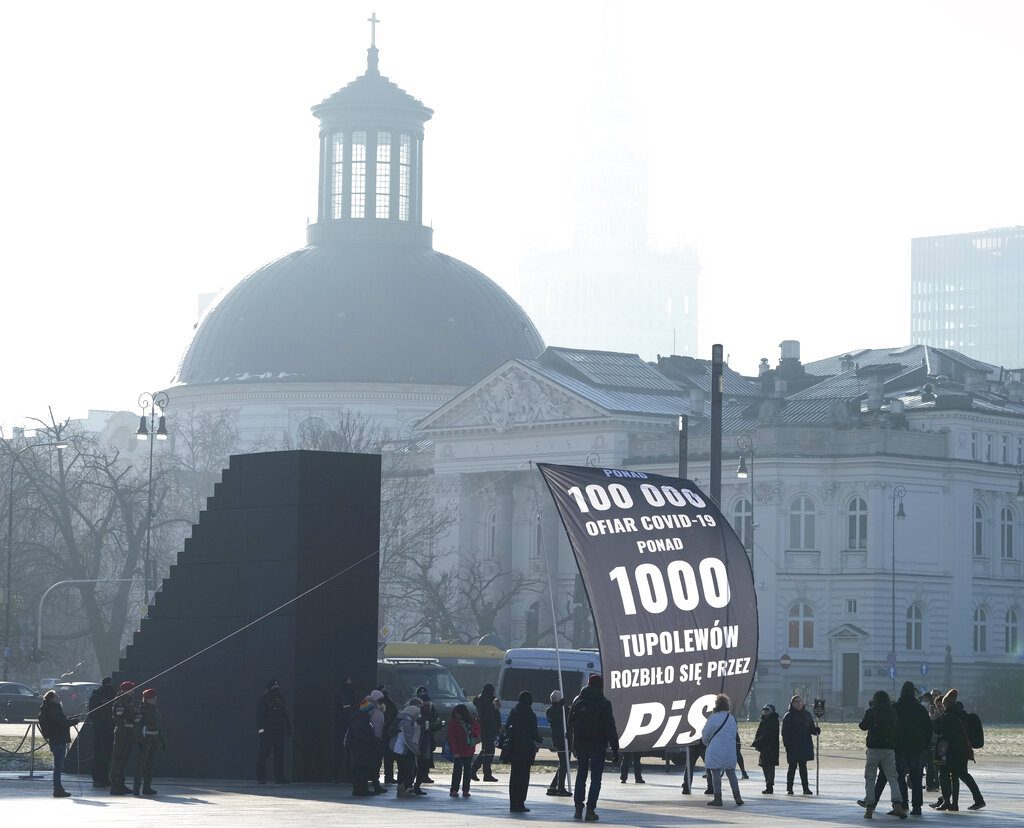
left=780, top=654, right=792, bottom=670
left=888, top=666, right=897, bottom=679
left=886, top=651, right=897, bottom=669
left=920, top=663, right=929, bottom=676
left=379, top=625, right=391, bottom=640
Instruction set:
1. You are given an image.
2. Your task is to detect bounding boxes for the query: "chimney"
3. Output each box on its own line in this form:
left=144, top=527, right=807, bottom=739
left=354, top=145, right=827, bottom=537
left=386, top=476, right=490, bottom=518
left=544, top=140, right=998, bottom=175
left=758, top=357, right=770, bottom=376
left=866, top=376, right=885, bottom=411
left=779, top=340, right=801, bottom=362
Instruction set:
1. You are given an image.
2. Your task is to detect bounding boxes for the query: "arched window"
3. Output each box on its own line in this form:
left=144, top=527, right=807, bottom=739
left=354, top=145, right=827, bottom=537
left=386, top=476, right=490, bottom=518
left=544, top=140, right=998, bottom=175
left=973, top=505, right=985, bottom=557
left=789, top=497, right=816, bottom=550
left=732, top=498, right=753, bottom=551
left=973, top=607, right=988, bottom=653
left=848, top=497, right=868, bottom=550
left=905, top=604, right=924, bottom=651
left=1001, top=506, right=1015, bottom=559
left=1006, top=609, right=1020, bottom=656
left=483, top=509, right=497, bottom=559
left=788, top=603, right=814, bottom=649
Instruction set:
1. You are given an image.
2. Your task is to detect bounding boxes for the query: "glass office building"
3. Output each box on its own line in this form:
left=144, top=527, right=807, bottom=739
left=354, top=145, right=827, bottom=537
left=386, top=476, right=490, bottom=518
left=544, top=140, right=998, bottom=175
left=912, top=227, right=1024, bottom=369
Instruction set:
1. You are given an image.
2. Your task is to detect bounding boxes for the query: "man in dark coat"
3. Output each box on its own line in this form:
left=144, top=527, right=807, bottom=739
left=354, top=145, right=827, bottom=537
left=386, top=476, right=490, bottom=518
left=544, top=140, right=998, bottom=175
left=871, top=681, right=932, bottom=815
left=933, top=689, right=985, bottom=811
left=87, top=677, right=116, bottom=787
left=751, top=703, right=780, bottom=793
left=546, top=690, right=572, bottom=796
left=378, top=685, right=399, bottom=785
left=504, top=691, right=542, bottom=813
left=38, top=690, right=79, bottom=797
left=109, top=681, right=138, bottom=795
left=334, top=676, right=356, bottom=782
left=414, top=686, right=442, bottom=788
left=133, top=687, right=165, bottom=796
left=570, top=675, right=620, bottom=822
left=257, top=679, right=292, bottom=784
left=470, top=682, right=501, bottom=782
left=781, top=694, right=818, bottom=795
left=347, top=697, right=379, bottom=797
left=858, top=689, right=906, bottom=819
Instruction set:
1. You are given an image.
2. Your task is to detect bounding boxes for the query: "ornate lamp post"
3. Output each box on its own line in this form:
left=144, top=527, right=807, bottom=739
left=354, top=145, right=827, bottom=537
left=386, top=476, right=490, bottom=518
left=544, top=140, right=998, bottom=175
left=891, top=485, right=907, bottom=694
left=736, top=435, right=756, bottom=717
left=136, top=391, right=169, bottom=605
left=4, top=438, right=68, bottom=679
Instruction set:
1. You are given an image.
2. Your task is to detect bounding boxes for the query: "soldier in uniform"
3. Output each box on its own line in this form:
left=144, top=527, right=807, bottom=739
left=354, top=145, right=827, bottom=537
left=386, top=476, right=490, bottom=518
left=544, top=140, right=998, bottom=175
left=257, top=679, right=292, bottom=784
left=88, top=677, right=116, bottom=788
left=109, top=681, right=138, bottom=795
left=133, top=687, right=165, bottom=796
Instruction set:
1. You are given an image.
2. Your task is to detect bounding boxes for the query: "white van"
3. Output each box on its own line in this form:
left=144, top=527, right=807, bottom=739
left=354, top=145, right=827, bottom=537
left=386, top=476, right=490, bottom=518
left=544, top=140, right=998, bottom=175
left=497, top=648, right=601, bottom=747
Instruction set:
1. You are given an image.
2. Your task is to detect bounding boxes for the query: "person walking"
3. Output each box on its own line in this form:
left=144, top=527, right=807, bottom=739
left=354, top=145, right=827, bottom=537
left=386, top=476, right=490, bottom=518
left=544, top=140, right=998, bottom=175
left=37, top=689, right=80, bottom=798
left=570, top=675, right=620, bottom=822
left=334, top=676, right=357, bottom=783
left=504, top=691, right=542, bottom=813
left=781, top=694, right=817, bottom=795
left=702, top=693, right=743, bottom=807
left=87, top=677, right=116, bottom=788
left=921, top=692, right=940, bottom=793
left=109, top=681, right=138, bottom=795
left=132, top=688, right=165, bottom=796
left=751, top=703, right=780, bottom=794
left=447, top=703, right=480, bottom=798
left=390, top=698, right=422, bottom=798
left=367, top=689, right=388, bottom=793
left=934, top=689, right=985, bottom=812
left=869, top=681, right=931, bottom=815
left=546, top=690, right=572, bottom=796
left=348, top=697, right=379, bottom=797
left=414, top=687, right=442, bottom=789
left=378, top=685, right=399, bottom=785
left=470, top=682, right=501, bottom=782
left=257, top=679, right=292, bottom=784
left=858, top=690, right=907, bottom=819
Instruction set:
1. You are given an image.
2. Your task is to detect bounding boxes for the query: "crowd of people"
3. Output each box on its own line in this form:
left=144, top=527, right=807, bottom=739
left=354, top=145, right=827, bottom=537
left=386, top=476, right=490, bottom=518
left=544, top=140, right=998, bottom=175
left=34, top=672, right=990, bottom=820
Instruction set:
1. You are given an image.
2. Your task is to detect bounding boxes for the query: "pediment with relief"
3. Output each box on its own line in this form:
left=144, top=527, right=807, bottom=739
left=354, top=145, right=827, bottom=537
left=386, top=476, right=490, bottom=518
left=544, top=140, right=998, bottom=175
left=424, top=365, right=604, bottom=432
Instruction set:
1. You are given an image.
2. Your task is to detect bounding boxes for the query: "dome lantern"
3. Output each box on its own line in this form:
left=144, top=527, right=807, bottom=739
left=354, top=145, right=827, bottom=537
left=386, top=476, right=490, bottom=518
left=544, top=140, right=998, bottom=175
left=308, top=19, right=434, bottom=248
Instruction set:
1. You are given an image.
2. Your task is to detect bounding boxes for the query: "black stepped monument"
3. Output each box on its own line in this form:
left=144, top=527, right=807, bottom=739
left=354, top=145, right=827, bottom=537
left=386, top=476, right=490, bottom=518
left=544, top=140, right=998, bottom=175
left=113, top=450, right=381, bottom=781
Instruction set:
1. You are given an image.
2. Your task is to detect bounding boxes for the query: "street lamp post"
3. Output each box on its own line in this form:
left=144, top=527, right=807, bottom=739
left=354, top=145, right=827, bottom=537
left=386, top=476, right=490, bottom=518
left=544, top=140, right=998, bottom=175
left=4, top=438, right=68, bottom=679
left=136, top=392, right=169, bottom=605
left=891, top=485, right=907, bottom=694
left=736, top=435, right=756, bottom=717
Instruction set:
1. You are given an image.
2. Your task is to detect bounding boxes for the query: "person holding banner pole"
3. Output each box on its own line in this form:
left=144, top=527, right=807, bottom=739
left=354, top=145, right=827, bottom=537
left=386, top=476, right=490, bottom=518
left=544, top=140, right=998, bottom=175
left=545, top=691, right=572, bottom=796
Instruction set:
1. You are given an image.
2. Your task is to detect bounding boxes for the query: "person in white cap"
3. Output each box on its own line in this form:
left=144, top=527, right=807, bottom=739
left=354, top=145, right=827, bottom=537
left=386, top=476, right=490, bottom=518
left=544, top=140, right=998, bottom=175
left=546, top=690, right=572, bottom=796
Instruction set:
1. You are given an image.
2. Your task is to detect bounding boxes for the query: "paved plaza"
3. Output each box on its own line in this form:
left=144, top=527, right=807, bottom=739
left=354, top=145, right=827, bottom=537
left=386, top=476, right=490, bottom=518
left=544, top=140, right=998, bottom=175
left=2, top=752, right=1022, bottom=826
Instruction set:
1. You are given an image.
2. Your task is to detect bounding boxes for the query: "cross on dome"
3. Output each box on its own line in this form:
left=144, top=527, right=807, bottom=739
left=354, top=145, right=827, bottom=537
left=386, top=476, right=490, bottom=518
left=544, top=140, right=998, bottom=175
left=367, top=12, right=380, bottom=48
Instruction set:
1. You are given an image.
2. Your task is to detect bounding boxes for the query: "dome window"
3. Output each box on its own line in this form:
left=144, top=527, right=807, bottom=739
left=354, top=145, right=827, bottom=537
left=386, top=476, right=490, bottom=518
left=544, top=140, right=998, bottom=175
left=350, top=131, right=367, bottom=218
left=375, top=131, right=391, bottom=219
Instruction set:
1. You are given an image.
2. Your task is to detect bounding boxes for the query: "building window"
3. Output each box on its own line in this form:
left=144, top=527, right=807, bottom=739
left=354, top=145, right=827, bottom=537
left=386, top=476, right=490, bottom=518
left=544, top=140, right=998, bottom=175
left=846, top=599, right=857, bottom=614
left=848, top=497, right=868, bottom=550
left=906, top=604, right=924, bottom=651
left=330, top=131, right=345, bottom=219
left=1003, top=435, right=1010, bottom=464
left=375, top=131, right=391, bottom=219
left=985, top=434, right=993, bottom=462
left=789, top=496, right=816, bottom=550
left=350, top=131, right=366, bottom=218
left=531, top=514, right=543, bottom=559
left=971, top=431, right=979, bottom=460
left=1001, top=506, right=1015, bottom=559
left=398, top=133, right=411, bottom=221
left=1006, top=609, right=1020, bottom=655
left=973, top=607, right=987, bottom=653
left=788, top=602, right=814, bottom=649
left=483, top=509, right=497, bottom=559
left=732, top=498, right=753, bottom=551
left=974, top=505, right=985, bottom=557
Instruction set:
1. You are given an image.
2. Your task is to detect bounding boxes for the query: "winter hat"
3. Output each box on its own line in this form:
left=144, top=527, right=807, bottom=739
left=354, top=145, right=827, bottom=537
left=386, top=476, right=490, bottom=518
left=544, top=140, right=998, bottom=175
left=483, top=683, right=495, bottom=694
left=119, top=681, right=136, bottom=693
left=142, top=688, right=157, bottom=700
left=519, top=691, right=533, bottom=705
left=370, top=689, right=384, bottom=702
left=588, top=674, right=604, bottom=689
left=358, top=697, right=374, bottom=713
left=267, top=679, right=280, bottom=690
left=900, top=681, right=917, bottom=699
left=762, top=704, right=776, bottom=715
left=402, top=704, right=421, bottom=718
left=942, top=688, right=958, bottom=708
left=408, top=697, right=424, bottom=707
left=550, top=690, right=563, bottom=703
left=415, top=685, right=430, bottom=701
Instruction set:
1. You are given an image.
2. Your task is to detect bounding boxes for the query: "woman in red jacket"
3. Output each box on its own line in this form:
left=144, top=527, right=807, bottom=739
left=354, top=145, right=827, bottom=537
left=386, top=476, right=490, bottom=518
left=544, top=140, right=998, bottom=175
left=447, top=704, right=481, bottom=798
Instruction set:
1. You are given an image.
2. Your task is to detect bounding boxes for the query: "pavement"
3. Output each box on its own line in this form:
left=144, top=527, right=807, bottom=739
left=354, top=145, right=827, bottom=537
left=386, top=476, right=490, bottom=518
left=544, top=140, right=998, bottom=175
left=2, top=753, right=1023, bottom=827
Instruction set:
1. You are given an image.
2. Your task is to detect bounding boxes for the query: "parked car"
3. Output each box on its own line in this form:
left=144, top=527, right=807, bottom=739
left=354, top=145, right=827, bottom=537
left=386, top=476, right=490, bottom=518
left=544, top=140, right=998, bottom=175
left=54, top=682, right=100, bottom=717
left=0, top=682, right=43, bottom=723
left=377, top=657, right=472, bottom=749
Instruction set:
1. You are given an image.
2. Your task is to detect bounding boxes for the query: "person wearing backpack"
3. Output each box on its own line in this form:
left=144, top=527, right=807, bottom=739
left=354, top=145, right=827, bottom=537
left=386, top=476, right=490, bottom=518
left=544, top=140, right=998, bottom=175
left=569, top=675, right=620, bottom=822
left=933, top=689, right=985, bottom=812
left=858, top=690, right=907, bottom=819
left=702, top=693, right=743, bottom=807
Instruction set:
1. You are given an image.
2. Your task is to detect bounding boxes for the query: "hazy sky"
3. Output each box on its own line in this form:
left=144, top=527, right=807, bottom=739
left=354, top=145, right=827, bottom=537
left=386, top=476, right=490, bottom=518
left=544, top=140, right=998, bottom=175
left=2, top=1, right=1022, bottom=430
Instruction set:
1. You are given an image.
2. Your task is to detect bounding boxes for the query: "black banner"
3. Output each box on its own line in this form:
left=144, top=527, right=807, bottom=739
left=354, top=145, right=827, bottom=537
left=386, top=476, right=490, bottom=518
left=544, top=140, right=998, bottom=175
left=538, top=463, right=757, bottom=752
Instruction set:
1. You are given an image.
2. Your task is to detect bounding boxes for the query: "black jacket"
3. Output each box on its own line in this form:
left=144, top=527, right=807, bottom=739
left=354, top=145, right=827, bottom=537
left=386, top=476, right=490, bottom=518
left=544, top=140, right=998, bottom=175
left=859, top=704, right=899, bottom=749
left=751, top=711, right=780, bottom=766
left=781, top=706, right=817, bottom=762
left=569, top=686, right=619, bottom=756
left=546, top=701, right=570, bottom=751
left=473, top=690, right=501, bottom=739
left=258, top=690, right=292, bottom=737
left=335, top=685, right=356, bottom=735
left=87, top=684, right=116, bottom=735
left=935, top=705, right=972, bottom=766
left=892, top=695, right=932, bottom=753
left=38, top=698, right=78, bottom=745
left=347, top=710, right=378, bottom=768
left=504, top=701, right=541, bottom=760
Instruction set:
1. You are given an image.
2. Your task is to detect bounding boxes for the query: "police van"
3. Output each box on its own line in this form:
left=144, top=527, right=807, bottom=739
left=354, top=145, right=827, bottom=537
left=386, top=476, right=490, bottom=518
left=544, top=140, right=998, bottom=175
left=497, top=648, right=601, bottom=748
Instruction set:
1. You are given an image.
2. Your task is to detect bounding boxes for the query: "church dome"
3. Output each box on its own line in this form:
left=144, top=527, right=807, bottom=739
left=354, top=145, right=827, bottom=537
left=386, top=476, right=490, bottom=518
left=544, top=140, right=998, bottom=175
left=175, top=242, right=543, bottom=386
left=174, top=37, right=543, bottom=389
